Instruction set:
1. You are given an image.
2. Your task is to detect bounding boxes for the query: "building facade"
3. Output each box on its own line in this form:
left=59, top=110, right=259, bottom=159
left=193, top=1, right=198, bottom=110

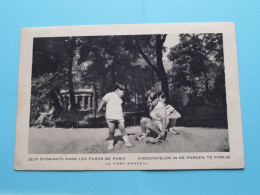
left=60, top=88, right=94, bottom=111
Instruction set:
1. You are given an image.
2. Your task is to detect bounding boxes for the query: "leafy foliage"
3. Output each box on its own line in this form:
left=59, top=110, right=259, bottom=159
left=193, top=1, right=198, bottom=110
left=31, top=72, right=63, bottom=113
left=31, top=33, right=226, bottom=124
left=169, top=87, right=189, bottom=109
left=167, top=33, right=225, bottom=106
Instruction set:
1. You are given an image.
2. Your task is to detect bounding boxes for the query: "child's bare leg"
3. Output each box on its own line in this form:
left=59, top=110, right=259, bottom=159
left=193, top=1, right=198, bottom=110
left=118, top=120, right=131, bottom=146
left=106, top=120, right=116, bottom=149
left=140, top=117, right=152, bottom=134
left=118, top=120, right=127, bottom=136
left=145, top=122, right=161, bottom=135
left=169, top=119, right=179, bottom=134
left=136, top=118, right=154, bottom=141
left=169, top=118, right=177, bottom=127
left=118, top=120, right=132, bottom=147
left=107, top=120, right=116, bottom=140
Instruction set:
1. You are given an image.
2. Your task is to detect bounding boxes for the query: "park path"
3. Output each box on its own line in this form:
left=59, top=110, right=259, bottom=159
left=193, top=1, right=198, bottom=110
left=28, top=126, right=229, bottom=154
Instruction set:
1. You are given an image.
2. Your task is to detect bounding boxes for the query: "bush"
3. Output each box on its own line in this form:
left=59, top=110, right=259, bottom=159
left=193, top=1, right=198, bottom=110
left=169, top=88, right=189, bottom=109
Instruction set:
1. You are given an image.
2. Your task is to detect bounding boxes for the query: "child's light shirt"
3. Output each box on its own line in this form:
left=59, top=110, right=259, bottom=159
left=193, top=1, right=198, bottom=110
left=150, top=101, right=167, bottom=123
left=165, top=104, right=181, bottom=119
left=102, top=92, right=124, bottom=120
left=149, top=101, right=167, bottom=131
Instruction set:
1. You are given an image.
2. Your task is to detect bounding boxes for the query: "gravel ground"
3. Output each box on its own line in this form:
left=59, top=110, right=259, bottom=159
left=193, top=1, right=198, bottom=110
left=28, top=126, right=229, bottom=154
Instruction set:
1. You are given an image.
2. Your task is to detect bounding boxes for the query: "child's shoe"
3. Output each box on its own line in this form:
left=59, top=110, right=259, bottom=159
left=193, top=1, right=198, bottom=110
left=135, top=133, right=147, bottom=141
left=169, top=128, right=179, bottom=135
left=107, top=140, right=114, bottom=149
left=122, top=136, right=132, bottom=147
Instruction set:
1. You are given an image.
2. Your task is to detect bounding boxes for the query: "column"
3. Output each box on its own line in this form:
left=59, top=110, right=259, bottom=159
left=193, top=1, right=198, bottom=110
left=75, top=95, right=79, bottom=110
left=67, top=95, right=71, bottom=111
left=75, top=95, right=78, bottom=104
left=92, top=96, right=95, bottom=109
left=78, top=95, right=82, bottom=110
left=61, top=95, right=65, bottom=109
left=88, top=96, right=91, bottom=110
left=82, top=95, right=86, bottom=111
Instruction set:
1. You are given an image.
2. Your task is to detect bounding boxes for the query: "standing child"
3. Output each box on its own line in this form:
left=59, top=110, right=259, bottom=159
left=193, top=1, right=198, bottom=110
left=97, top=83, right=132, bottom=149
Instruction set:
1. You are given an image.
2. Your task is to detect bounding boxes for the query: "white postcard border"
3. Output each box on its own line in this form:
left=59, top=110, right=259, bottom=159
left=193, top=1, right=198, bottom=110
left=14, top=23, right=244, bottom=170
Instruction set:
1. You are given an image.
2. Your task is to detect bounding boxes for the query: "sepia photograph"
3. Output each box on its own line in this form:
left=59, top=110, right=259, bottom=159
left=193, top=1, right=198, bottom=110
left=14, top=23, right=244, bottom=170
left=29, top=33, right=228, bottom=154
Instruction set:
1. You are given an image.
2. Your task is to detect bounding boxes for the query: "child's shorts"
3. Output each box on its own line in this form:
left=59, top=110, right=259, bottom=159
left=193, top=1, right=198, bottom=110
left=168, top=110, right=181, bottom=119
left=106, top=119, right=125, bottom=125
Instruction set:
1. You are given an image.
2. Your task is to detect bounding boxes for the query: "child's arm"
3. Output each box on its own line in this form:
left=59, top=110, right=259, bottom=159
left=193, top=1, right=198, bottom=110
left=160, top=117, right=166, bottom=136
left=97, top=100, right=106, bottom=112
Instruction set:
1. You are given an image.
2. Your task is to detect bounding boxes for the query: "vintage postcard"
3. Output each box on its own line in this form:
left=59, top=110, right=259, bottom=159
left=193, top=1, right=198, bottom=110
left=14, top=23, right=244, bottom=170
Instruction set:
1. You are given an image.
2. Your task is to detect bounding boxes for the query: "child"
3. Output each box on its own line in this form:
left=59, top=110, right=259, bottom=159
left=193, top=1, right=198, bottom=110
left=34, top=102, right=55, bottom=128
left=136, top=91, right=167, bottom=142
left=165, top=104, right=181, bottom=134
left=159, top=93, right=181, bottom=134
left=97, top=83, right=132, bottom=149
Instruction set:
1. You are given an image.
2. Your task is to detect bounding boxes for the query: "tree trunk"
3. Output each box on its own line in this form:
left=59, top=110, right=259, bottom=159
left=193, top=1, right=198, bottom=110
left=202, top=72, right=210, bottom=104
left=93, top=82, right=98, bottom=127
left=134, top=35, right=169, bottom=100
left=110, top=63, right=116, bottom=90
left=67, top=38, right=79, bottom=111
left=68, top=63, right=76, bottom=111
left=53, top=88, right=63, bottom=114
left=155, top=35, right=169, bottom=101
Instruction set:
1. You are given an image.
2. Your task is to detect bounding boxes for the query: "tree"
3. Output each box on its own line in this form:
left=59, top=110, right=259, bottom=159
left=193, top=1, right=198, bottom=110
left=167, top=33, right=224, bottom=104
left=134, top=35, right=169, bottom=100
left=32, top=37, right=90, bottom=111
left=32, top=34, right=171, bottom=113
left=31, top=72, right=63, bottom=115
left=79, top=36, right=148, bottom=99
